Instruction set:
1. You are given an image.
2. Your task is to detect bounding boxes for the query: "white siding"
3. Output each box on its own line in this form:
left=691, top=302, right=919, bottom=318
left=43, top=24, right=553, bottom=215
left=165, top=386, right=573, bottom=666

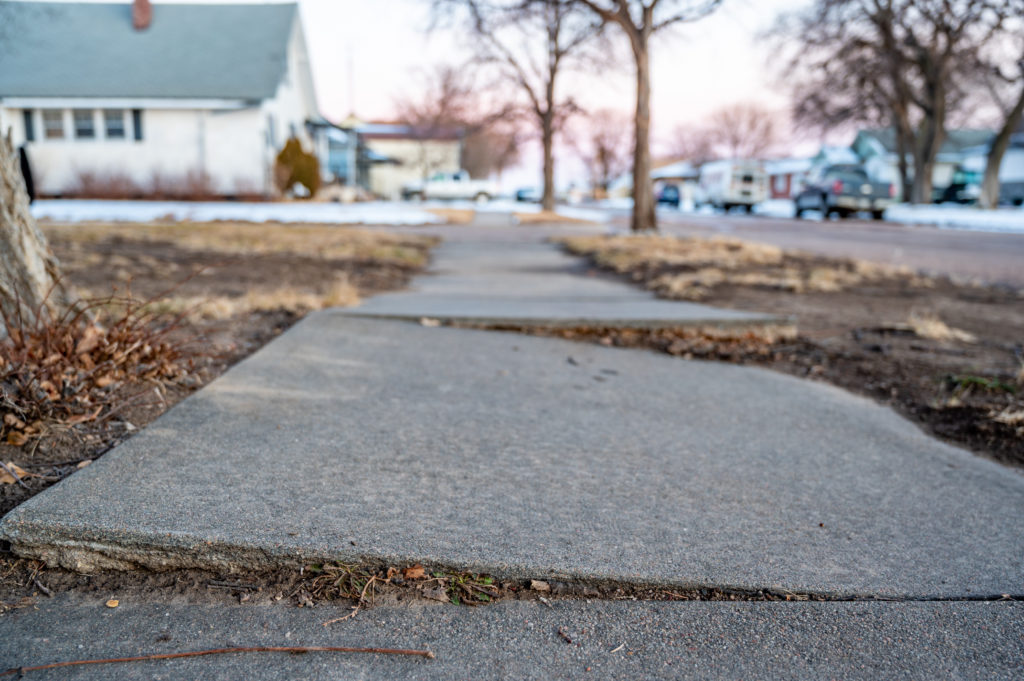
left=4, top=105, right=266, bottom=196
left=0, top=14, right=322, bottom=198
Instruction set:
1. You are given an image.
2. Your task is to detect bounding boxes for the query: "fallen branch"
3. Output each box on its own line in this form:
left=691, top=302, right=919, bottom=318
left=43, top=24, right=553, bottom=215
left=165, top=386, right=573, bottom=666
left=1, top=645, right=436, bottom=676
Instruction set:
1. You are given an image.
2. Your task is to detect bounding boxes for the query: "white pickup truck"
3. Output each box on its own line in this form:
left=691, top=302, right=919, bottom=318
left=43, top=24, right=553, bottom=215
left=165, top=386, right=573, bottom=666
left=402, top=170, right=497, bottom=202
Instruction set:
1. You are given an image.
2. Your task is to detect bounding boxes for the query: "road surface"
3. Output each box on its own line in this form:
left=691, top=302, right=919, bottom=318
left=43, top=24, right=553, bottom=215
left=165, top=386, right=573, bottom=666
left=644, top=211, right=1024, bottom=286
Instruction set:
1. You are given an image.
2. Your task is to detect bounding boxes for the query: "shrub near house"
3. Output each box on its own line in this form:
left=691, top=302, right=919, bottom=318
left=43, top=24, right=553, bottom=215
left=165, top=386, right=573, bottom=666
left=275, top=139, right=321, bottom=198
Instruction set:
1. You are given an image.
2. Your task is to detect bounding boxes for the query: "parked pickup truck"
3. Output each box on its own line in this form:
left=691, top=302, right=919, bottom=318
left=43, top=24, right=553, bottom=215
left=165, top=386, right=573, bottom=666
left=402, top=170, right=497, bottom=202
left=794, top=165, right=895, bottom=220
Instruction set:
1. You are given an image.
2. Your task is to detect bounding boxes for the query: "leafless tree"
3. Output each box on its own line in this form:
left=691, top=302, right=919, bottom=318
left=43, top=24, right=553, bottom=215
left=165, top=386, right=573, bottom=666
left=669, top=123, right=718, bottom=165
left=707, top=103, right=781, bottom=159
left=976, top=12, right=1024, bottom=208
left=462, top=122, right=523, bottom=180
left=431, top=0, right=604, bottom=211
left=393, top=64, right=477, bottom=180
left=778, top=0, right=1009, bottom=204
left=572, top=0, right=724, bottom=231
left=570, top=109, right=633, bottom=194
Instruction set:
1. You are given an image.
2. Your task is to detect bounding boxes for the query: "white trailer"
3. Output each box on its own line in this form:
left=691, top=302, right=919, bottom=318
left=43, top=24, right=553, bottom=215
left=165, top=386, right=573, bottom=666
left=697, top=160, right=768, bottom=212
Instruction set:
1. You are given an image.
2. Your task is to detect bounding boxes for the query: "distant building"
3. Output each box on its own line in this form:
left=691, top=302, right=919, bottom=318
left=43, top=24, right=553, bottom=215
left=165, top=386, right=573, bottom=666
left=852, top=128, right=994, bottom=201
left=764, top=158, right=813, bottom=199
left=0, top=0, right=326, bottom=198
left=356, top=121, right=464, bottom=200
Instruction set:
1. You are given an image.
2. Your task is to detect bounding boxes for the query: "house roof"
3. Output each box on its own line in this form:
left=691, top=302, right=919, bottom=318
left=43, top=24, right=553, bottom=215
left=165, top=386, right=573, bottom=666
left=0, top=2, right=297, bottom=101
left=856, top=128, right=996, bottom=157
left=652, top=161, right=698, bottom=180
left=359, top=122, right=463, bottom=142
left=765, top=158, right=813, bottom=176
left=814, top=146, right=861, bottom=166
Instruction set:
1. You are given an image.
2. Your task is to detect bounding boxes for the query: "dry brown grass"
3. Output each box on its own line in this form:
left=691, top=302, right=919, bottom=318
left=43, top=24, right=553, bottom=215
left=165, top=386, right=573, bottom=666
left=907, top=312, right=977, bottom=343
left=558, top=234, right=922, bottom=300
left=514, top=211, right=596, bottom=225
left=152, top=277, right=361, bottom=320
left=424, top=208, right=475, bottom=225
left=42, top=222, right=436, bottom=268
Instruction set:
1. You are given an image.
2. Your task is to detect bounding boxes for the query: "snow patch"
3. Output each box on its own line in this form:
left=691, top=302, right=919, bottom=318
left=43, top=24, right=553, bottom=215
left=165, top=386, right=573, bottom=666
left=885, top=205, right=1024, bottom=234
left=31, top=200, right=445, bottom=226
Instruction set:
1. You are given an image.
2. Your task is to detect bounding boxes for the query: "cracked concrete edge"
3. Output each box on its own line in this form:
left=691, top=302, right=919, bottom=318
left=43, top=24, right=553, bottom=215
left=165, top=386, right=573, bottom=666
left=335, top=310, right=792, bottom=330
left=2, top=520, right=889, bottom=601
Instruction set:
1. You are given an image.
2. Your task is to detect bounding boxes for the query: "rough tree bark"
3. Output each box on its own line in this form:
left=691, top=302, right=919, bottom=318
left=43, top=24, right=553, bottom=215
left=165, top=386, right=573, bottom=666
left=0, top=132, right=68, bottom=334
left=632, top=37, right=656, bottom=232
left=981, top=76, right=1024, bottom=209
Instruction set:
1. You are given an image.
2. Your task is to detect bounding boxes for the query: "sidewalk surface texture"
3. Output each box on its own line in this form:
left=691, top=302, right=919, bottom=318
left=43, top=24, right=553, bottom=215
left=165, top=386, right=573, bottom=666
left=340, top=240, right=783, bottom=328
left=3, top=230, right=1022, bottom=678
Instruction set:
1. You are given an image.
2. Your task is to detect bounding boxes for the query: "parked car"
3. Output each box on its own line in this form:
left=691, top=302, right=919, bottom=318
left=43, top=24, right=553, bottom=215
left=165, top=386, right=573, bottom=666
left=657, top=184, right=681, bottom=208
left=697, top=160, right=768, bottom=212
left=941, top=148, right=1024, bottom=206
left=794, top=165, right=894, bottom=220
left=402, top=170, right=497, bottom=202
left=515, top=187, right=540, bottom=203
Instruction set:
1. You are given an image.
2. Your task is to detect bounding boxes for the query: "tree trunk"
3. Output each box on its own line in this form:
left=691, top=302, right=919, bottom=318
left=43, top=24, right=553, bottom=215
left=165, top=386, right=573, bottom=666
left=541, top=112, right=556, bottom=213
left=631, top=38, right=656, bottom=232
left=894, top=122, right=912, bottom=202
left=981, top=84, right=1024, bottom=210
left=911, top=83, right=946, bottom=205
left=0, top=133, right=68, bottom=335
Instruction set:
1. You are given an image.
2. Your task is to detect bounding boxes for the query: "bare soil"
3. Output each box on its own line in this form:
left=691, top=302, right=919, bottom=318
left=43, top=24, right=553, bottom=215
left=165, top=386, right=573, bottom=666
left=555, top=236, right=1024, bottom=467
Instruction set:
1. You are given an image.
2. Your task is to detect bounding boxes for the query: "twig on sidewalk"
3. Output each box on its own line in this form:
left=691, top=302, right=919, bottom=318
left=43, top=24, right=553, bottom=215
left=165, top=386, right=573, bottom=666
left=1, top=645, right=436, bottom=676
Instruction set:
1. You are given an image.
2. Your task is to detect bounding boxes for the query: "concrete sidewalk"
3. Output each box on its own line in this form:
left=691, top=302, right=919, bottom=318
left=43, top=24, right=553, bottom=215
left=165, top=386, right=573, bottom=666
left=3, top=594, right=1021, bottom=680
left=341, top=240, right=782, bottom=328
left=4, top=315, right=1021, bottom=598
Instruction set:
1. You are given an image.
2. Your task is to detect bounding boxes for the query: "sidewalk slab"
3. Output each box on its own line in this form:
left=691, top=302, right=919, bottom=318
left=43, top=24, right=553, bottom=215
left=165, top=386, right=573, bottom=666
left=2, top=596, right=1022, bottom=680
left=3, top=314, right=1022, bottom=598
left=341, top=241, right=783, bottom=328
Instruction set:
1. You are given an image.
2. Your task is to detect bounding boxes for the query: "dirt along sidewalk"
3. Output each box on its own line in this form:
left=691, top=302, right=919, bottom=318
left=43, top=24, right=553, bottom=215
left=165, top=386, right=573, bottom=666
left=556, top=234, right=1024, bottom=467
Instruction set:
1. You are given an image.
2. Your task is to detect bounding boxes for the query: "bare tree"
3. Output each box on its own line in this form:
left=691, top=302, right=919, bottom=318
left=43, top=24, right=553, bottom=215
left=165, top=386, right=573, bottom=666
left=431, top=0, right=603, bottom=212
left=778, top=0, right=1009, bottom=204
left=0, top=132, right=69, bottom=334
left=573, top=0, right=724, bottom=231
left=462, top=122, right=523, bottom=180
left=977, top=13, right=1024, bottom=209
left=394, top=64, right=477, bottom=181
left=670, top=123, right=718, bottom=164
left=707, top=103, right=781, bottom=159
left=570, top=108, right=632, bottom=194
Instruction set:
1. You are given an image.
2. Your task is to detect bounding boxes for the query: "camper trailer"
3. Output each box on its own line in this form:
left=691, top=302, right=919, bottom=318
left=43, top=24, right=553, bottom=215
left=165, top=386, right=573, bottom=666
left=697, top=160, right=768, bottom=212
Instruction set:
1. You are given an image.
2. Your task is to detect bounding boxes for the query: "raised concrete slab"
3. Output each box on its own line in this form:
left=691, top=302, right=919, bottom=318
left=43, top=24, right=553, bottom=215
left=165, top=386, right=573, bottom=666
left=341, top=241, right=782, bottom=328
left=3, top=315, right=1022, bottom=598
left=2, top=596, right=1022, bottom=680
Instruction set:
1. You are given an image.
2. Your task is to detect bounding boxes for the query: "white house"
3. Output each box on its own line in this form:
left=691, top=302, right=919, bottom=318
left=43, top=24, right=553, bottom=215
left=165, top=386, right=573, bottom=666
left=0, top=0, right=325, bottom=198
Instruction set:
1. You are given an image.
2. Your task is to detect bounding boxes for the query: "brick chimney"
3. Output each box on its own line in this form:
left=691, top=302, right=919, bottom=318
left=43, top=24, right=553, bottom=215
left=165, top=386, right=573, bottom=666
left=133, top=0, right=152, bottom=31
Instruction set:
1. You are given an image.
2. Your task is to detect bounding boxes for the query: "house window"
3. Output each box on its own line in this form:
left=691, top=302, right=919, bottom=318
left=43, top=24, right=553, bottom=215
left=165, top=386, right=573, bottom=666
left=104, top=110, right=125, bottom=139
left=73, top=109, right=95, bottom=139
left=42, top=110, right=65, bottom=139
left=132, top=109, right=144, bottom=141
left=21, top=110, right=35, bottom=142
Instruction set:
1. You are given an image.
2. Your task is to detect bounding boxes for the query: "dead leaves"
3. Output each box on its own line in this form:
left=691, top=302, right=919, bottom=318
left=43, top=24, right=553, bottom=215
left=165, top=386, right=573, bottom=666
left=402, top=564, right=426, bottom=580
left=1, top=298, right=195, bottom=449
left=0, top=461, right=34, bottom=485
